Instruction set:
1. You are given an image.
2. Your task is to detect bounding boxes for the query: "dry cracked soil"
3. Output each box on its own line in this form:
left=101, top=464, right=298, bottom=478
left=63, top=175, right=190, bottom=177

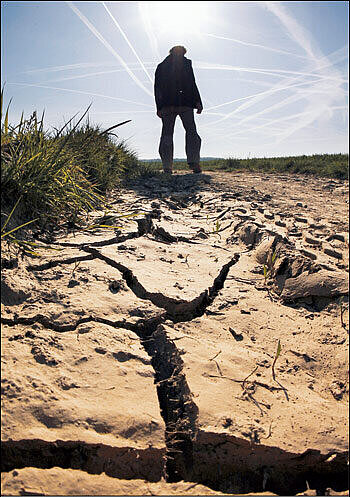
left=1, top=170, right=349, bottom=496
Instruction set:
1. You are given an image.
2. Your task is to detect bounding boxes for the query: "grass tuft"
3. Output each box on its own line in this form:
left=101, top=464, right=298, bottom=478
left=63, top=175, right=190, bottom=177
left=1, top=93, right=146, bottom=253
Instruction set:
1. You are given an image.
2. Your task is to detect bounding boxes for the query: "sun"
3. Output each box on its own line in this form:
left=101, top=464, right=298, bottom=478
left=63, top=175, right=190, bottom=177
left=146, top=1, right=210, bottom=36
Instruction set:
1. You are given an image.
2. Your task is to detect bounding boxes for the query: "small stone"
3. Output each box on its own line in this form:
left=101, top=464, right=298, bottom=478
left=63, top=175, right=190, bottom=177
left=95, top=347, right=107, bottom=355
left=300, top=249, right=318, bottom=260
left=196, top=230, right=209, bottom=239
left=303, top=234, right=321, bottom=246
left=109, top=280, right=125, bottom=293
left=264, top=211, right=274, bottom=220
left=309, top=221, right=326, bottom=229
left=25, top=330, right=36, bottom=338
left=294, top=215, right=308, bottom=223
left=296, top=202, right=303, bottom=207
left=229, top=327, right=243, bottom=341
left=75, top=356, right=88, bottom=364
left=323, top=245, right=343, bottom=260
left=223, top=417, right=233, bottom=428
left=275, top=220, right=286, bottom=227
left=330, top=380, right=346, bottom=400
left=117, top=244, right=129, bottom=250
left=327, top=233, right=347, bottom=243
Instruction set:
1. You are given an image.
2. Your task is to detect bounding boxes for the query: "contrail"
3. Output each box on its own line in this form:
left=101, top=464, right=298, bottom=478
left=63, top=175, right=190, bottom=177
left=94, top=110, right=154, bottom=114
left=204, top=79, right=323, bottom=112
left=201, top=45, right=347, bottom=127
left=229, top=81, right=339, bottom=131
left=204, top=80, right=341, bottom=133
left=24, top=61, right=156, bottom=75
left=66, top=1, right=153, bottom=97
left=41, top=56, right=346, bottom=86
left=211, top=72, right=347, bottom=142
left=43, top=68, right=151, bottom=84
left=194, top=61, right=346, bottom=82
left=204, top=32, right=310, bottom=60
left=273, top=104, right=347, bottom=145
left=138, top=2, right=161, bottom=63
left=8, top=82, right=154, bottom=107
left=222, top=106, right=347, bottom=140
left=263, top=2, right=319, bottom=63
left=102, top=2, right=153, bottom=83
left=25, top=62, right=115, bottom=74
left=210, top=77, right=344, bottom=130
left=256, top=4, right=347, bottom=144
left=262, top=3, right=346, bottom=84
left=273, top=109, right=328, bottom=145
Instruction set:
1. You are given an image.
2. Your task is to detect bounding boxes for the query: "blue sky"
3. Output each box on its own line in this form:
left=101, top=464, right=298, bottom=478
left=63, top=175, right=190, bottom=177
left=1, top=1, right=348, bottom=159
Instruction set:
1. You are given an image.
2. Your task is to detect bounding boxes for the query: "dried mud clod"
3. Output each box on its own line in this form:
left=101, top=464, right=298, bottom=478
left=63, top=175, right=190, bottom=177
left=245, top=230, right=348, bottom=306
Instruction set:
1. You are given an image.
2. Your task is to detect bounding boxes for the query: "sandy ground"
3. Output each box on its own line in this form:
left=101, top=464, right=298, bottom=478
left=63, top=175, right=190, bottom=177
left=1, top=170, right=349, bottom=496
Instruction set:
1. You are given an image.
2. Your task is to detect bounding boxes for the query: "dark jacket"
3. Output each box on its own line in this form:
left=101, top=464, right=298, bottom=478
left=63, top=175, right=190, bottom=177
left=154, top=55, right=202, bottom=112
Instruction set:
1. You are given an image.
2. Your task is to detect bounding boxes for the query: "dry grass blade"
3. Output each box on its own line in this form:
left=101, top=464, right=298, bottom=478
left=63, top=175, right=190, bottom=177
left=100, top=120, right=132, bottom=136
left=271, top=339, right=282, bottom=381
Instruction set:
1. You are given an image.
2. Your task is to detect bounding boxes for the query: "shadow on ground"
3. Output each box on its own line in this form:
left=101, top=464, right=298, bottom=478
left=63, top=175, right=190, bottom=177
left=124, top=172, right=214, bottom=200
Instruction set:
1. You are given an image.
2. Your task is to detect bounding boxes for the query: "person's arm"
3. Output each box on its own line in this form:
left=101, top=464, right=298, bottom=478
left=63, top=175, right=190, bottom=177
left=189, top=61, right=203, bottom=113
left=154, top=65, right=163, bottom=116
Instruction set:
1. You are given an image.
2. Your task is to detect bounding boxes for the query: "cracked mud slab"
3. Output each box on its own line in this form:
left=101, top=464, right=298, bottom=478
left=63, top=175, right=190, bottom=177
left=1, top=171, right=349, bottom=495
left=99, top=237, right=232, bottom=301
left=2, top=256, right=162, bottom=328
left=0, top=467, right=233, bottom=496
left=1, top=321, right=164, bottom=450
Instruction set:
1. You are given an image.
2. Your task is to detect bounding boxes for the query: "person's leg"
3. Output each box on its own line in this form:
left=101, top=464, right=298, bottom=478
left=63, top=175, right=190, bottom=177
left=159, top=109, right=177, bottom=173
left=179, top=108, right=202, bottom=172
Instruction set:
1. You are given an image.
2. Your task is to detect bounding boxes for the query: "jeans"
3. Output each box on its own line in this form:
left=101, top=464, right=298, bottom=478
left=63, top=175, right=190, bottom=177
left=159, top=106, right=201, bottom=172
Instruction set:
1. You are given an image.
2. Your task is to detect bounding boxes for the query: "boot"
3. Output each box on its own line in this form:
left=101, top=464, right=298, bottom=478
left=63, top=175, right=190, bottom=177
left=188, top=162, right=202, bottom=174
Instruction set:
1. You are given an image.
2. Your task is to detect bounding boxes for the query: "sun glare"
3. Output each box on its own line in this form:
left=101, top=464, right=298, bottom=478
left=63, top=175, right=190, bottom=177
left=148, top=1, right=210, bottom=36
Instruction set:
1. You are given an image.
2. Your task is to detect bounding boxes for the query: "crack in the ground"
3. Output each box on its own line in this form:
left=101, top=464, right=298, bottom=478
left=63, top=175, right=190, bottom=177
left=80, top=246, right=240, bottom=321
left=51, top=232, right=140, bottom=249
left=2, top=195, right=349, bottom=494
left=136, top=320, right=198, bottom=483
left=2, top=248, right=242, bottom=488
left=1, top=313, right=165, bottom=334
left=1, top=439, right=164, bottom=482
left=27, top=254, right=96, bottom=272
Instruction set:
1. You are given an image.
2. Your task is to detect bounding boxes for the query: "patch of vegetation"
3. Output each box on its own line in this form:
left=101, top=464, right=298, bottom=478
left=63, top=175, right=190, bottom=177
left=141, top=153, right=349, bottom=179
left=1, top=93, right=148, bottom=253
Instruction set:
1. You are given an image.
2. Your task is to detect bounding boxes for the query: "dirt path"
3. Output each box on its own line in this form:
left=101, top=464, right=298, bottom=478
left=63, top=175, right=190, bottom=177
left=1, top=171, right=349, bottom=496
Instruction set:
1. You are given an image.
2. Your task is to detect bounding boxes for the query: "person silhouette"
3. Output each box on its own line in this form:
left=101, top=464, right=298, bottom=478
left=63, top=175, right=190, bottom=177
left=154, top=45, right=203, bottom=174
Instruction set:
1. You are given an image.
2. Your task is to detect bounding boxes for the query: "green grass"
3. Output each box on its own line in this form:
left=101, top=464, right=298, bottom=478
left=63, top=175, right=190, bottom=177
left=141, top=153, right=349, bottom=179
left=1, top=94, right=145, bottom=252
